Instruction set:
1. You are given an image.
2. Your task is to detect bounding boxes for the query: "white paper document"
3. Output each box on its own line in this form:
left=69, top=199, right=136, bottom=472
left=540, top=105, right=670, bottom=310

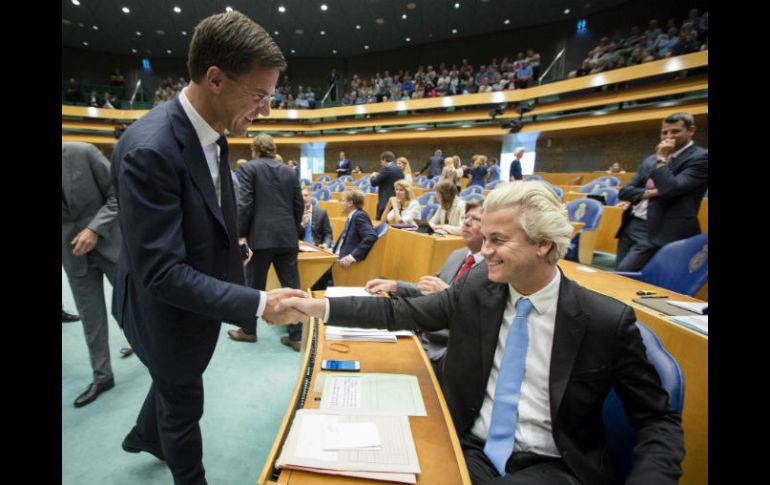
left=667, top=300, right=708, bottom=315
left=323, top=421, right=382, bottom=451
left=325, top=286, right=374, bottom=297
left=670, top=315, right=708, bottom=335
left=298, top=243, right=320, bottom=252
left=576, top=266, right=597, bottom=273
left=325, top=325, right=412, bottom=343
left=321, top=374, right=427, bottom=416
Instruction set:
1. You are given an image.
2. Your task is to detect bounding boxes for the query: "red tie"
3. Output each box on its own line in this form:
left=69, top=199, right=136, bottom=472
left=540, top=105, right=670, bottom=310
left=455, top=254, right=476, bottom=282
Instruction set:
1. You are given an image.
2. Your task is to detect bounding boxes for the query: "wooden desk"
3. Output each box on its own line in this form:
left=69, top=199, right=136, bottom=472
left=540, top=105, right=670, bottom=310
left=265, top=247, right=338, bottom=292
left=258, top=302, right=471, bottom=485
left=558, top=260, right=707, bottom=485
left=379, top=228, right=466, bottom=283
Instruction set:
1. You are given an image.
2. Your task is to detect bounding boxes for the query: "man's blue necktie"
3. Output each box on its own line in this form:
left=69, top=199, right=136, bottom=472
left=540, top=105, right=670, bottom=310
left=484, top=297, right=533, bottom=476
left=304, top=212, right=314, bottom=244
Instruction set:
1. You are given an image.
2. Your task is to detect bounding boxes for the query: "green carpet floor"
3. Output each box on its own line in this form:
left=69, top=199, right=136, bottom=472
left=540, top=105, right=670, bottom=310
left=62, top=268, right=302, bottom=485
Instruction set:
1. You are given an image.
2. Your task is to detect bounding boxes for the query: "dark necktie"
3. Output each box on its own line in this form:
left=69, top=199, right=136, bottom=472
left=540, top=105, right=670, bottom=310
left=454, top=254, right=476, bottom=282
left=216, top=135, right=242, bottom=281
left=484, top=297, right=534, bottom=475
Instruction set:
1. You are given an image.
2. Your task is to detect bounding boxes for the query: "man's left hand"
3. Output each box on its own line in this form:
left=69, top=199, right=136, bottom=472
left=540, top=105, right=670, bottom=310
left=337, top=255, right=355, bottom=268
left=71, top=228, right=98, bottom=256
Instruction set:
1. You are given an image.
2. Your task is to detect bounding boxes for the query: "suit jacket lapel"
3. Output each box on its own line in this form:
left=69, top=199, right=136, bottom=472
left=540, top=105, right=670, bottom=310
left=167, top=98, right=227, bottom=232
left=669, top=144, right=695, bottom=173
left=480, top=281, right=509, bottom=381
left=549, top=274, right=589, bottom=420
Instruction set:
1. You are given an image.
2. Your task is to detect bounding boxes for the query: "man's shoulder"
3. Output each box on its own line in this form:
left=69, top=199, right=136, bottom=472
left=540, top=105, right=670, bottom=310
left=561, top=276, right=630, bottom=322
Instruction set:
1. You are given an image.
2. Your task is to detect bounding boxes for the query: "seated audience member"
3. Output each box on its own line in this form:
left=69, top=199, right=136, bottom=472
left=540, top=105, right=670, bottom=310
left=332, top=189, right=378, bottom=270
left=366, top=198, right=485, bottom=382
left=300, top=187, right=333, bottom=248
left=468, top=155, right=488, bottom=187
left=280, top=181, right=684, bottom=485
left=87, top=90, right=102, bottom=108
left=430, top=180, right=466, bottom=235
left=352, top=164, right=363, bottom=174
left=65, top=78, right=83, bottom=103
left=486, top=157, right=500, bottom=184
left=381, top=180, right=421, bottom=226
left=396, top=156, right=413, bottom=183
left=608, top=162, right=626, bottom=173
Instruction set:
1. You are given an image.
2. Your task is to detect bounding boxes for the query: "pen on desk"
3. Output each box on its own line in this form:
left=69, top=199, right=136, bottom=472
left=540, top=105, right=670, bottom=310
left=636, top=290, right=656, bottom=295
left=640, top=295, right=669, bottom=299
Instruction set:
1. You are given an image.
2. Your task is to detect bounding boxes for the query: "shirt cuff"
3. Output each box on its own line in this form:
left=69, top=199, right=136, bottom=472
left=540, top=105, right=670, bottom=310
left=255, top=290, right=267, bottom=318
left=324, top=298, right=331, bottom=322
left=348, top=255, right=357, bottom=262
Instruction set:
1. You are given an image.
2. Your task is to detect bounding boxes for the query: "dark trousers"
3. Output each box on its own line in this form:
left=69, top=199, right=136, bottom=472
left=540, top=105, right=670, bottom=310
left=245, top=247, right=301, bottom=340
left=135, top=373, right=206, bottom=485
left=616, top=216, right=659, bottom=272
left=460, top=433, right=581, bottom=485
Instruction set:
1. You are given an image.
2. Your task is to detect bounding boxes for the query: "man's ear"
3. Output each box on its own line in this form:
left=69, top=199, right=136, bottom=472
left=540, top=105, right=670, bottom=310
left=536, top=239, right=553, bottom=258
left=205, top=66, right=226, bottom=93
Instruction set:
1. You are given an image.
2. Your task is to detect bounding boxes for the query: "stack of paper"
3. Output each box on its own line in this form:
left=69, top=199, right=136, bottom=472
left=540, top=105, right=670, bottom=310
left=325, top=326, right=412, bottom=342
left=670, top=315, right=708, bottom=335
left=276, top=409, right=421, bottom=484
left=668, top=300, right=708, bottom=315
left=320, top=373, right=427, bottom=416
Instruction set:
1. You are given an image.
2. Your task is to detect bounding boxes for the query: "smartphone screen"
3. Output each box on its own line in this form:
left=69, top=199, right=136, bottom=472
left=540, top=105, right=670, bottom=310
left=322, top=360, right=360, bottom=371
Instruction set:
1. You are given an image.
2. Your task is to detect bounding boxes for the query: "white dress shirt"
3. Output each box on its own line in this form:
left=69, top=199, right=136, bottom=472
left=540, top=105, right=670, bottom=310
left=471, top=270, right=562, bottom=458
left=178, top=88, right=267, bottom=318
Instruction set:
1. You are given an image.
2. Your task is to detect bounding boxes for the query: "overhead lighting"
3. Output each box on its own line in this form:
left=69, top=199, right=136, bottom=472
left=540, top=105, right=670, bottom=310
left=402, top=14, right=407, bottom=19
left=375, top=18, right=384, bottom=24
left=320, top=4, right=328, bottom=11
left=451, top=28, right=457, bottom=34
left=225, top=6, right=233, bottom=12
left=131, top=48, right=137, bottom=53
left=405, top=37, right=411, bottom=42
left=174, top=6, right=181, bottom=14
left=82, top=41, right=89, bottom=46
left=332, top=49, right=337, bottom=54
left=135, top=31, right=142, bottom=36
left=295, top=28, right=304, bottom=34
left=182, top=31, right=187, bottom=35
left=504, top=19, right=510, bottom=25
left=320, top=30, right=326, bottom=35
left=355, top=24, right=361, bottom=29
left=364, top=45, right=369, bottom=49
left=92, top=25, right=98, bottom=30
left=291, top=49, right=296, bottom=54
left=156, top=29, right=165, bottom=35
left=274, top=30, right=279, bottom=35
left=278, top=5, right=286, bottom=13
left=454, top=3, right=460, bottom=9
left=167, top=49, right=172, bottom=54
left=122, top=7, right=130, bottom=14
left=71, top=0, right=80, bottom=5
left=564, top=9, right=571, bottom=14
left=78, top=22, right=84, bottom=27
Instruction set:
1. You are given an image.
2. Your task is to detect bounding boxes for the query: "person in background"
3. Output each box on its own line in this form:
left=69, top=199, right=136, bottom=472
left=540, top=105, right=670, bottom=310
left=417, top=148, right=445, bottom=178
left=369, top=150, right=405, bottom=219
left=508, top=147, right=525, bottom=182
left=607, top=162, right=626, bottom=174
left=381, top=179, right=421, bottom=225
left=396, top=156, right=413, bottom=183
left=468, top=154, right=488, bottom=187
left=300, top=187, right=333, bottom=249
left=430, top=180, right=466, bottom=235
left=336, top=151, right=352, bottom=177
left=485, top=157, right=500, bottom=185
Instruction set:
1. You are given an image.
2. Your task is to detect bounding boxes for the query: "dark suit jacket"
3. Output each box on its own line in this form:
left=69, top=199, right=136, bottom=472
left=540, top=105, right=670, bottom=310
left=332, top=209, right=377, bottom=261
left=418, top=155, right=445, bottom=178
left=617, top=144, right=708, bottom=247
left=310, top=205, right=334, bottom=247
left=369, top=162, right=405, bottom=215
left=509, top=158, right=523, bottom=180
left=237, top=157, right=303, bottom=249
left=336, top=159, right=352, bottom=177
left=111, top=97, right=261, bottom=384
left=328, top=267, right=684, bottom=485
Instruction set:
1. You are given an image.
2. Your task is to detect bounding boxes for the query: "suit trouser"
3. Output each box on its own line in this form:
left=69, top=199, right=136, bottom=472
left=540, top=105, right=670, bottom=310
left=460, top=432, right=581, bottom=485
left=615, top=216, right=659, bottom=272
left=65, top=251, right=115, bottom=385
left=135, top=373, right=206, bottom=485
left=245, top=248, right=302, bottom=340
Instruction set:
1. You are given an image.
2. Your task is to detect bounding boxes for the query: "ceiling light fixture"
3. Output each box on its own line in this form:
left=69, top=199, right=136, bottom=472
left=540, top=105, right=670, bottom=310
left=564, top=9, right=571, bottom=14
left=82, top=41, right=89, bottom=46
left=135, top=31, right=142, bottom=36
left=405, top=37, right=411, bottom=42
left=504, top=19, right=510, bottom=25
left=375, top=18, right=384, bottom=24
left=332, top=49, right=337, bottom=54
left=182, top=31, right=187, bottom=35
left=320, top=30, right=326, bottom=35
left=278, top=6, right=286, bottom=13
left=291, top=49, right=296, bottom=54
left=174, top=6, right=181, bottom=13
left=225, top=6, right=233, bottom=12
left=454, top=3, right=460, bottom=9
left=364, top=45, right=369, bottom=49
left=320, top=4, right=328, bottom=11
left=122, top=7, right=130, bottom=14
left=92, top=25, right=98, bottom=30
left=71, top=0, right=80, bottom=5
left=402, top=14, right=407, bottom=19
left=451, top=28, right=457, bottom=34
left=131, top=48, right=137, bottom=53
left=355, top=25, right=361, bottom=29
left=167, top=49, right=172, bottom=54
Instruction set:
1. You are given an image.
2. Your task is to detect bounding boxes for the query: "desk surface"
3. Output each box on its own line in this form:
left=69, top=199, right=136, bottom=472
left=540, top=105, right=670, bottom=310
left=258, top=299, right=471, bottom=485
left=265, top=246, right=338, bottom=292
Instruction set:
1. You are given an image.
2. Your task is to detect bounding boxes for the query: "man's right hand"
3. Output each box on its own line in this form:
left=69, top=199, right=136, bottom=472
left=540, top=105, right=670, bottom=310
left=262, top=288, right=309, bottom=324
left=417, top=276, right=449, bottom=295
left=275, top=297, right=327, bottom=321
left=365, top=278, right=397, bottom=294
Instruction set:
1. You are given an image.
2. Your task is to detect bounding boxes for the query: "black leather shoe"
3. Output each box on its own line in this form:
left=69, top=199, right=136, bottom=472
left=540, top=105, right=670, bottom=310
left=228, top=328, right=257, bottom=342
left=280, top=336, right=302, bottom=352
left=120, top=346, right=134, bottom=358
left=122, top=427, right=165, bottom=461
left=73, top=378, right=114, bottom=407
left=62, top=309, right=80, bottom=322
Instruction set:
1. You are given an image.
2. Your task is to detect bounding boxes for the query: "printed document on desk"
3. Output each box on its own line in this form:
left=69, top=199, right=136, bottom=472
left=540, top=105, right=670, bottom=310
left=668, top=300, right=708, bottom=315
left=276, top=409, right=420, bottom=482
left=320, top=373, right=427, bottom=416
left=670, top=315, right=708, bottom=335
left=325, top=286, right=374, bottom=297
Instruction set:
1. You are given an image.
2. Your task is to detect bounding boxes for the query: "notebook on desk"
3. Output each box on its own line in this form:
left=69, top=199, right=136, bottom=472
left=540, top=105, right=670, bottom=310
left=632, top=298, right=702, bottom=316
left=412, top=219, right=434, bottom=235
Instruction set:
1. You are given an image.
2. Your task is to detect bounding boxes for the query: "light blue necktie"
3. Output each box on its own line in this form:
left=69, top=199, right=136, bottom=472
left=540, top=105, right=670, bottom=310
left=304, top=212, right=314, bottom=244
left=484, top=297, right=533, bottom=475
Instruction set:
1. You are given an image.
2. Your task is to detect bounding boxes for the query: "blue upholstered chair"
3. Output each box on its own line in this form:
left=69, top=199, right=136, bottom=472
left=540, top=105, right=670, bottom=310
left=578, top=181, right=611, bottom=193
left=311, top=197, right=318, bottom=206
left=338, top=175, right=354, bottom=183
left=314, top=188, right=332, bottom=201
left=315, top=175, right=331, bottom=183
left=460, top=186, right=483, bottom=197
left=460, top=193, right=484, bottom=202
left=366, top=185, right=378, bottom=194
left=592, top=175, right=621, bottom=187
left=590, top=187, right=619, bottom=206
left=417, top=192, right=438, bottom=206
left=614, top=233, right=708, bottom=296
left=547, top=185, right=564, bottom=200
left=485, top=180, right=505, bottom=190
left=421, top=204, right=440, bottom=221
left=422, top=179, right=437, bottom=190
left=300, top=178, right=311, bottom=186
left=602, top=321, right=684, bottom=484
left=565, top=198, right=604, bottom=264
left=311, top=182, right=324, bottom=192
left=413, top=175, right=427, bottom=185
left=327, top=182, right=345, bottom=193
left=524, top=175, right=543, bottom=181
left=352, top=176, right=370, bottom=187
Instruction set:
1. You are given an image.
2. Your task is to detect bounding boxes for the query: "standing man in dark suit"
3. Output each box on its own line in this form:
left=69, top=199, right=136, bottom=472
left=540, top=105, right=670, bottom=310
left=111, top=12, right=306, bottom=484
left=335, top=151, right=351, bottom=178
left=282, top=181, right=684, bottom=485
left=228, top=134, right=304, bottom=346
left=508, top=146, right=524, bottom=182
left=364, top=198, right=485, bottom=383
left=417, top=148, right=445, bottom=178
left=300, top=187, right=333, bottom=249
left=369, top=150, right=404, bottom=219
left=62, top=141, right=122, bottom=407
left=615, top=112, right=708, bottom=271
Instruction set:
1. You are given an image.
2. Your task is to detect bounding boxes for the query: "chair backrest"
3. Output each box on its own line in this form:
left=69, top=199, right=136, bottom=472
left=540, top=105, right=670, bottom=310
left=311, top=182, right=324, bottom=192
left=460, top=193, right=484, bottom=202
left=524, top=175, right=543, bottom=181
left=421, top=204, right=440, bottom=220
left=374, top=223, right=389, bottom=238
left=578, top=181, right=611, bottom=193
left=339, top=175, right=354, bottom=183
left=460, top=185, right=483, bottom=196
left=314, top=188, right=332, bottom=201
left=485, top=179, right=504, bottom=190
left=315, top=175, right=331, bottom=183
left=566, top=198, right=604, bottom=230
left=602, top=321, right=684, bottom=484
left=590, top=187, right=619, bottom=206
left=311, top=197, right=318, bottom=206
left=592, top=175, right=621, bottom=187
left=300, top=178, right=311, bottom=186
left=430, top=175, right=441, bottom=182
left=422, top=179, right=437, bottom=189
left=351, top=176, right=369, bottom=187
left=417, top=192, right=437, bottom=206
left=327, top=182, right=345, bottom=193
left=639, top=233, right=708, bottom=296
left=548, top=185, right=564, bottom=200
left=366, top=185, right=378, bottom=193
left=413, top=175, right=427, bottom=184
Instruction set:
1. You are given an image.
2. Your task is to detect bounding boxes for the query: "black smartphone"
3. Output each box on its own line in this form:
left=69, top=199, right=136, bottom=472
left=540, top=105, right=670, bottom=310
left=239, top=243, right=249, bottom=260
